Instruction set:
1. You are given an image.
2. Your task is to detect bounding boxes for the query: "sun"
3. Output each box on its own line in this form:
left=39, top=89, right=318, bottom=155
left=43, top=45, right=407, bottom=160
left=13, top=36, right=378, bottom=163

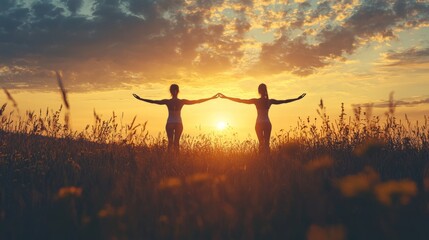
left=216, top=121, right=228, bottom=131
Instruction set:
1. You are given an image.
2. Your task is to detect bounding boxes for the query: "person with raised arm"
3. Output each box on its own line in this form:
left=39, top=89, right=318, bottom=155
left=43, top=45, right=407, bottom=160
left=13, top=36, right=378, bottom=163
left=219, top=83, right=306, bottom=153
left=133, top=84, right=218, bottom=153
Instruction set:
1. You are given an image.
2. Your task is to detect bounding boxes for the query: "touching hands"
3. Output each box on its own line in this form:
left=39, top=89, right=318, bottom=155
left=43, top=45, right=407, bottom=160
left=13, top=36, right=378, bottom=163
left=216, top=93, right=226, bottom=98
left=297, top=93, right=306, bottom=100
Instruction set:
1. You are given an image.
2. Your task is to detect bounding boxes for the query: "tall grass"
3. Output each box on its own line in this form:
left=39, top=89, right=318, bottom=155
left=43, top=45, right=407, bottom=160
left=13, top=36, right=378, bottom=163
left=2, top=94, right=427, bottom=151
left=1, top=91, right=429, bottom=239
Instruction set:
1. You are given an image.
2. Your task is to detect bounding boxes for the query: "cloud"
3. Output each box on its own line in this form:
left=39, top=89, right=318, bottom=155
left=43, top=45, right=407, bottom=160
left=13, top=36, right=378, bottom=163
left=0, top=0, right=428, bottom=91
left=0, top=0, right=247, bottom=90
left=62, top=0, right=83, bottom=14
left=252, top=0, right=429, bottom=75
left=254, top=36, right=326, bottom=76
left=395, top=98, right=429, bottom=107
left=382, top=47, right=429, bottom=67
left=354, top=96, right=429, bottom=109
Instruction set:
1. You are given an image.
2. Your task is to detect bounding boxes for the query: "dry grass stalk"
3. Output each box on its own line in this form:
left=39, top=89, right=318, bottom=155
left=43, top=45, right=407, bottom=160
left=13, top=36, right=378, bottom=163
left=3, top=88, right=18, bottom=108
left=55, top=71, right=70, bottom=110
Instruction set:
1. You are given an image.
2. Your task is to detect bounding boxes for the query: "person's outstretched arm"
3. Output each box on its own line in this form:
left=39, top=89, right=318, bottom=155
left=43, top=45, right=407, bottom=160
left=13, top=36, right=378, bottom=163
left=220, top=93, right=256, bottom=104
left=271, top=93, right=306, bottom=105
left=182, top=94, right=218, bottom=105
left=133, top=94, right=167, bottom=105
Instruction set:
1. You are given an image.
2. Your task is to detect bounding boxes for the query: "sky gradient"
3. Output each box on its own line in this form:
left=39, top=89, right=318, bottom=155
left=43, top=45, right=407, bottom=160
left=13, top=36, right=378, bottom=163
left=1, top=0, right=429, bottom=137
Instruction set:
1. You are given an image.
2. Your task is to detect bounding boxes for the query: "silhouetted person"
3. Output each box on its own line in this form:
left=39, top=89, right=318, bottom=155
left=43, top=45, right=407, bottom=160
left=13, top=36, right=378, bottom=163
left=133, top=84, right=217, bottom=153
left=220, top=84, right=306, bottom=153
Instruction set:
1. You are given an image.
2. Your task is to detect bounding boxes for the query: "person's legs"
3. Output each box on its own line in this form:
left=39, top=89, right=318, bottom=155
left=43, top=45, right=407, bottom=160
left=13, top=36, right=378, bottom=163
left=263, top=122, right=272, bottom=153
left=173, top=123, right=183, bottom=151
left=166, top=123, right=174, bottom=152
left=256, top=122, right=272, bottom=153
left=255, top=123, right=265, bottom=152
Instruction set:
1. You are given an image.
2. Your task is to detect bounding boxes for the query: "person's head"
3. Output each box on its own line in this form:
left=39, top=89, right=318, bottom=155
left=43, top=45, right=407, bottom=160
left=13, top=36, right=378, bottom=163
left=258, top=83, right=268, bottom=99
left=170, top=84, right=179, bottom=97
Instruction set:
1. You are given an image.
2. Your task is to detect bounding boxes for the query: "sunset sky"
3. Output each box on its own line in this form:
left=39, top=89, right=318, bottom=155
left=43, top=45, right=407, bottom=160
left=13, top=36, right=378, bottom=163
left=1, top=0, right=429, bottom=138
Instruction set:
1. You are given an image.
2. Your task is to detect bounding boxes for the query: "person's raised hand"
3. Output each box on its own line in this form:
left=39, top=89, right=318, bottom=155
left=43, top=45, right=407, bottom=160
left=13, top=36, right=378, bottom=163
left=298, top=93, right=306, bottom=99
left=132, top=93, right=141, bottom=100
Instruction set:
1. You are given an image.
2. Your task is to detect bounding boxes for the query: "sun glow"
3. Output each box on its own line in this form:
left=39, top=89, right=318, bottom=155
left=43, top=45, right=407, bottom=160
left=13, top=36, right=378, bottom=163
left=216, top=121, right=228, bottom=131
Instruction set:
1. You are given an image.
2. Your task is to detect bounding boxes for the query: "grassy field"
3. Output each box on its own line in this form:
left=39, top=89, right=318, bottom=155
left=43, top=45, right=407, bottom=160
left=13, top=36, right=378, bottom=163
left=1, top=99, right=429, bottom=239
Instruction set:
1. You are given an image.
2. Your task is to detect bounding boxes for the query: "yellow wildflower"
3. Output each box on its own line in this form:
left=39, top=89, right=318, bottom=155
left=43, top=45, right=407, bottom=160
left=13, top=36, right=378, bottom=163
left=185, top=173, right=211, bottom=184
left=374, top=179, right=417, bottom=206
left=57, top=186, right=82, bottom=199
left=337, top=167, right=379, bottom=197
left=158, top=177, right=182, bottom=189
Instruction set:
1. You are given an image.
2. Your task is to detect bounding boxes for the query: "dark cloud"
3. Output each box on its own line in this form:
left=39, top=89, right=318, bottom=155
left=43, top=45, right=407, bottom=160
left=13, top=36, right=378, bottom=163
left=0, top=0, right=428, bottom=90
left=126, top=0, right=159, bottom=17
left=61, top=0, right=83, bottom=14
left=0, top=0, right=245, bottom=91
left=311, top=1, right=331, bottom=20
left=253, top=0, right=429, bottom=75
left=384, top=47, right=429, bottom=66
left=0, top=0, right=15, bottom=12
left=317, top=27, right=356, bottom=57
left=32, top=2, right=64, bottom=18
left=345, top=1, right=397, bottom=37
left=254, top=36, right=325, bottom=76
